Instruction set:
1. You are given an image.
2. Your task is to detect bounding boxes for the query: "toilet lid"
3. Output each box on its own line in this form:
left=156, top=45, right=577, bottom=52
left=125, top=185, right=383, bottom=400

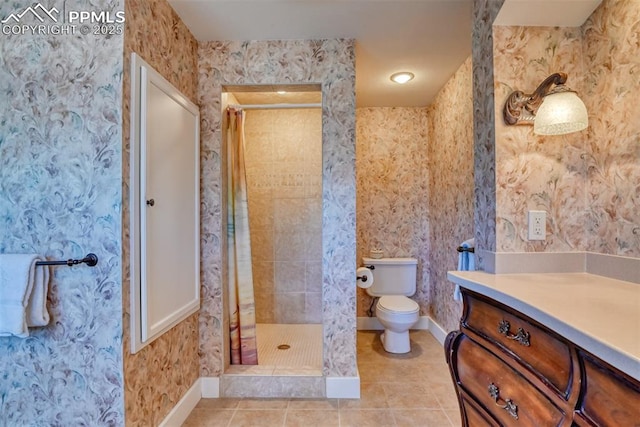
left=377, top=296, right=419, bottom=313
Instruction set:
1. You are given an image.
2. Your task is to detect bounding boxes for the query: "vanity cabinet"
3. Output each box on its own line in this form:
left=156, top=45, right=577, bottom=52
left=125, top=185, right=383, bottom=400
left=446, top=289, right=640, bottom=426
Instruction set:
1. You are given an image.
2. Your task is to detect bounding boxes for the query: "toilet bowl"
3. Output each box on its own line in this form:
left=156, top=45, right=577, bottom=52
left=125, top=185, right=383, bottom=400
left=358, top=257, right=420, bottom=354
left=376, top=295, right=419, bottom=353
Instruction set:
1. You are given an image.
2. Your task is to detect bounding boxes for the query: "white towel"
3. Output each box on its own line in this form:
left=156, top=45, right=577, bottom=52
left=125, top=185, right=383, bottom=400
left=454, top=238, right=475, bottom=302
left=0, top=254, right=50, bottom=337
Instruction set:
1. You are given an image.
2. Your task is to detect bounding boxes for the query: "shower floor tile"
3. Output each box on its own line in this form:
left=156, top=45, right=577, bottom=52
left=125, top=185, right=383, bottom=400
left=256, top=323, right=322, bottom=368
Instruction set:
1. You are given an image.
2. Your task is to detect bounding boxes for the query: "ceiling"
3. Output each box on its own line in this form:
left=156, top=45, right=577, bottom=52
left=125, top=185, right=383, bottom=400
left=494, top=0, right=601, bottom=27
left=168, top=0, right=602, bottom=108
left=230, top=90, right=322, bottom=105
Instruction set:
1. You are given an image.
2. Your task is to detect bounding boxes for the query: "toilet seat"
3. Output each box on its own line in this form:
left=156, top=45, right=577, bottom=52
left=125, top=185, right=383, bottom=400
left=377, top=295, right=419, bottom=314
left=375, top=296, right=419, bottom=354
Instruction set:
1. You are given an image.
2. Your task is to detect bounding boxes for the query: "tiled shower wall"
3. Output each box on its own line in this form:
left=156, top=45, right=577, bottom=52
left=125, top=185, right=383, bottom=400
left=244, top=108, right=323, bottom=324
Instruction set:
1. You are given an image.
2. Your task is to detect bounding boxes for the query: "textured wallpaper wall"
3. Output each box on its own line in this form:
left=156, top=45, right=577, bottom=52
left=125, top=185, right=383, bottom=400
left=1, top=0, right=634, bottom=422
left=355, top=68, right=473, bottom=333
left=493, top=0, right=640, bottom=258
left=355, top=108, right=430, bottom=318
left=494, top=25, right=587, bottom=253
left=427, top=57, right=475, bottom=333
left=0, top=0, right=125, bottom=424
left=472, top=0, right=505, bottom=270
left=198, top=39, right=357, bottom=378
left=122, top=0, right=200, bottom=425
left=244, top=108, right=323, bottom=325
left=582, top=0, right=640, bottom=257
left=443, top=0, right=640, bottom=331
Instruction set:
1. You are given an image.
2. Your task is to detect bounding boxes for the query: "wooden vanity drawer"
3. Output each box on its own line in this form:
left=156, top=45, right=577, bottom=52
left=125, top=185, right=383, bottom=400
left=463, top=291, right=574, bottom=397
left=452, top=333, right=568, bottom=427
left=460, top=393, right=500, bottom=427
left=577, top=352, right=640, bottom=426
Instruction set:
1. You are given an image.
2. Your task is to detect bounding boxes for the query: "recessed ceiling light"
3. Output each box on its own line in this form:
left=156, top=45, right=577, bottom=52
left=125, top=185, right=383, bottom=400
left=390, top=72, right=415, bottom=84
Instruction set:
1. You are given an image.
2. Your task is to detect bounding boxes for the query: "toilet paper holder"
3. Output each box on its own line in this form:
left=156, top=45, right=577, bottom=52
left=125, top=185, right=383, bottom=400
left=357, top=265, right=375, bottom=282
left=356, top=274, right=369, bottom=282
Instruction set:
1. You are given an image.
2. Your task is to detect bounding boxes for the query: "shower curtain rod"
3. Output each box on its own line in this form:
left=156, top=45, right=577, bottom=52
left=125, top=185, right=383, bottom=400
left=228, top=103, right=322, bottom=110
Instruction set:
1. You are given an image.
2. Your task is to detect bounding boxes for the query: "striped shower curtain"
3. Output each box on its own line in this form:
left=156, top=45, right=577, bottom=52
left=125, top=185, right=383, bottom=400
left=225, top=107, right=258, bottom=365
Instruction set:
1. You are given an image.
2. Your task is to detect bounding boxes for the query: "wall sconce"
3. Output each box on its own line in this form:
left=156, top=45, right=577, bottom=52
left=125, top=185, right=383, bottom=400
left=503, top=72, right=588, bottom=136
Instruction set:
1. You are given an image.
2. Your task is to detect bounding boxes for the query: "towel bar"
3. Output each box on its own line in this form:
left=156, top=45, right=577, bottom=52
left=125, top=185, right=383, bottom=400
left=35, top=253, right=98, bottom=267
left=456, top=246, right=475, bottom=253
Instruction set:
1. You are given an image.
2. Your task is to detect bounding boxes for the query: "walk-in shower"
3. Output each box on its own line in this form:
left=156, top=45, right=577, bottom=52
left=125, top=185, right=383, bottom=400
left=222, top=87, right=323, bottom=371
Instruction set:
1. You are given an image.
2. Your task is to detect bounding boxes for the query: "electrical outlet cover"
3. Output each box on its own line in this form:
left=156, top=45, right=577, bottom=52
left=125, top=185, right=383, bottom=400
left=528, top=210, right=546, bottom=240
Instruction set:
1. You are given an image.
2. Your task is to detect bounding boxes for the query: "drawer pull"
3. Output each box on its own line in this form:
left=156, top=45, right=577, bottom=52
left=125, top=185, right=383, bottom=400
left=498, top=320, right=530, bottom=346
left=488, top=383, right=519, bottom=420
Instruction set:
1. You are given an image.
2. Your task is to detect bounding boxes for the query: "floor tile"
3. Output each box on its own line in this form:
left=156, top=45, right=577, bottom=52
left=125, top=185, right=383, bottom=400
left=445, top=409, right=462, bottom=426
left=181, top=408, right=235, bottom=427
left=285, top=409, right=340, bottom=426
left=339, top=409, right=396, bottom=427
left=429, top=382, right=460, bottom=410
left=382, top=382, right=441, bottom=409
left=339, top=383, right=388, bottom=409
left=360, top=362, right=423, bottom=383
left=196, top=398, right=241, bottom=410
left=237, top=398, right=290, bottom=409
left=287, top=398, right=339, bottom=410
left=181, top=330, right=459, bottom=427
left=392, top=409, right=454, bottom=427
left=228, top=409, right=287, bottom=426
left=256, top=323, right=323, bottom=368
left=421, top=363, right=454, bottom=384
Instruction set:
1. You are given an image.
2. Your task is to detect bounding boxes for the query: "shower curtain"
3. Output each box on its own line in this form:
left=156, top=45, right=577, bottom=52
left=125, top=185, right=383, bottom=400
left=225, top=107, right=258, bottom=365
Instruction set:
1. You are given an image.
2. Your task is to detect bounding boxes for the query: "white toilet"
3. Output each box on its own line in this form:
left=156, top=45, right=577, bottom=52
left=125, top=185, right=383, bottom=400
left=361, top=257, right=419, bottom=354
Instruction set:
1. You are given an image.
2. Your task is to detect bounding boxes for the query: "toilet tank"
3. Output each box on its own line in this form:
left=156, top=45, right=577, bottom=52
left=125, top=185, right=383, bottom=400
left=362, top=257, right=418, bottom=297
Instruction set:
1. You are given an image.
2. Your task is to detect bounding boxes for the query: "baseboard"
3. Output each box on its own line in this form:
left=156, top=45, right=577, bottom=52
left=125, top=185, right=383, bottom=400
left=357, top=316, right=384, bottom=330
left=357, top=315, right=430, bottom=331
left=158, top=378, right=201, bottom=427
left=326, top=374, right=360, bottom=398
left=357, top=316, right=447, bottom=346
left=427, top=318, right=447, bottom=345
left=414, top=316, right=430, bottom=330
left=201, top=377, right=220, bottom=398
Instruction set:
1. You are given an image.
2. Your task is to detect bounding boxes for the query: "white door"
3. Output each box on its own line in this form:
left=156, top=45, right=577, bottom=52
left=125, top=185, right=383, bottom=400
left=130, top=53, right=200, bottom=352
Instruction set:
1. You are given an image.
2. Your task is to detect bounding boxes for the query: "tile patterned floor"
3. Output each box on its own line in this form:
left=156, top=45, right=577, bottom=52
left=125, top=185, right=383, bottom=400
left=182, top=330, right=462, bottom=426
left=256, top=323, right=323, bottom=368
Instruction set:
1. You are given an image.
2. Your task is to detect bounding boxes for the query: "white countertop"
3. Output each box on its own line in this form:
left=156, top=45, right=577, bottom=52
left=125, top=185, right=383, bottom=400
left=447, top=271, right=640, bottom=381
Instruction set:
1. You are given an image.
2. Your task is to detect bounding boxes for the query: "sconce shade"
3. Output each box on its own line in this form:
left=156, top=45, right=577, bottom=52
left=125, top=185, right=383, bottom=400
left=534, top=90, right=588, bottom=135
left=503, top=72, right=589, bottom=136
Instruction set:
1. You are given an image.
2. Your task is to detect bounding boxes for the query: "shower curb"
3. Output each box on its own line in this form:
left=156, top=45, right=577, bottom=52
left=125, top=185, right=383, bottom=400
left=220, top=373, right=325, bottom=398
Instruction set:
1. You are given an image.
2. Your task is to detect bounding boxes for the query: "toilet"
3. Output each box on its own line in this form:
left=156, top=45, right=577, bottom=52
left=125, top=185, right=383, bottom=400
left=361, top=257, right=419, bottom=354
